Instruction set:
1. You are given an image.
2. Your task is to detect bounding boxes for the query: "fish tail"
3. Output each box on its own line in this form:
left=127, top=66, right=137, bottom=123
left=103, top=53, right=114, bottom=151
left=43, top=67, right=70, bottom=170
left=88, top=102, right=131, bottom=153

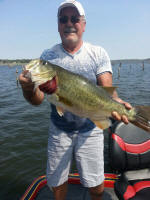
left=131, top=106, right=150, bottom=132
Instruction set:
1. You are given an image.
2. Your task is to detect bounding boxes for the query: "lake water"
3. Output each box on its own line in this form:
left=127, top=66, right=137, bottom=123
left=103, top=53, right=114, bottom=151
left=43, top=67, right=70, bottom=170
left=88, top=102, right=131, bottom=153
left=0, top=61, right=150, bottom=199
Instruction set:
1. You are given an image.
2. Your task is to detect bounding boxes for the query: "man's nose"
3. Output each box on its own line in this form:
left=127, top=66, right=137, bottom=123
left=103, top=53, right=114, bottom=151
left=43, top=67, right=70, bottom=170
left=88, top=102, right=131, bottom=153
left=66, top=18, right=73, bottom=26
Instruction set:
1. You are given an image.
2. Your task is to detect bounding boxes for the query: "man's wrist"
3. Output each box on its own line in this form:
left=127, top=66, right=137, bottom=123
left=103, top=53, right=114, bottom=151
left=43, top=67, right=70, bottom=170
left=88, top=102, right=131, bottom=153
left=23, top=89, right=35, bottom=103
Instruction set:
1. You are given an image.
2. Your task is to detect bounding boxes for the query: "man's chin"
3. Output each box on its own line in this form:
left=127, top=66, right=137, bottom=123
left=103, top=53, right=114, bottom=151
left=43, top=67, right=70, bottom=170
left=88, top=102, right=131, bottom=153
left=63, top=36, right=78, bottom=45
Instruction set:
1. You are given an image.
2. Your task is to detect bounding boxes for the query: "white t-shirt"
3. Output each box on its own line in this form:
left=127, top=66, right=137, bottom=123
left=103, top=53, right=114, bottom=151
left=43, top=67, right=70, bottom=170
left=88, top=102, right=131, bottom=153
left=40, top=42, right=112, bottom=133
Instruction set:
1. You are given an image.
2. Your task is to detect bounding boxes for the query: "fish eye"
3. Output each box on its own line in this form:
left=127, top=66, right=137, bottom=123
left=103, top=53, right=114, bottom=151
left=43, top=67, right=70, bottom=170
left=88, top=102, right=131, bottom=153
left=41, top=60, right=48, bottom=65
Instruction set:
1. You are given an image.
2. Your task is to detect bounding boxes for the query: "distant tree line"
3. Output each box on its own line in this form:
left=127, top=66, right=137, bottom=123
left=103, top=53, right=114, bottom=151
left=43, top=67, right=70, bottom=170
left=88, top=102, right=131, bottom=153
left=1, top=58, right=150, bottom=66
left=0, top=59, right=31, bottom=64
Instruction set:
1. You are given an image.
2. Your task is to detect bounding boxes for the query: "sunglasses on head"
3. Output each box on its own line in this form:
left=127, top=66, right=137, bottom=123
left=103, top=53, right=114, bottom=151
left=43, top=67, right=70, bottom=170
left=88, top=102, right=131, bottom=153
left=59, top=16, right=80, bottom=24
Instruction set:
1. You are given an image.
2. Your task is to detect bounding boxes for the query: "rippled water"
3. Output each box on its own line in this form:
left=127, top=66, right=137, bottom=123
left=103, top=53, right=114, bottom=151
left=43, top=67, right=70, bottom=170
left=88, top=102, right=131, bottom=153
left=0, top=61, right=150, bottom=199
left=112, top=62, right=150, bottom=105
left=0, top=66, right=50, bottom=199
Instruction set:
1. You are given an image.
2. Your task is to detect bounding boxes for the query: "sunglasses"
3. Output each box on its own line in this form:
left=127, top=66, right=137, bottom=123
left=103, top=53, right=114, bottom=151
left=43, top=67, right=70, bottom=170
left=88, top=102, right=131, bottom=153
left=59, top=16, right=80, bottom=24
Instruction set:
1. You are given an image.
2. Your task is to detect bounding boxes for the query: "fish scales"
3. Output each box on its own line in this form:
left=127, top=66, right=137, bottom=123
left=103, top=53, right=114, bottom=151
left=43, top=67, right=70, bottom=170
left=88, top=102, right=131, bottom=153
left=24, top=59, right=150, bottom=132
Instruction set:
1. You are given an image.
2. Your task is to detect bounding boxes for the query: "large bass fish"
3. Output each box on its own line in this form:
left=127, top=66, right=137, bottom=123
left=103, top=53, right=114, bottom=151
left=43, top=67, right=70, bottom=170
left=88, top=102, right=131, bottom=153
left=24, top=59, right=150, bottom=132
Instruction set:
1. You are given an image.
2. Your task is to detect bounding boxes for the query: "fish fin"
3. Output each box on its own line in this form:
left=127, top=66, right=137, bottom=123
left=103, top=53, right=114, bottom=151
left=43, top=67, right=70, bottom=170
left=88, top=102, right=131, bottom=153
left=47, top=93, right=59, bottom=102
left=92, top=119, right=111, bottom=130
left=56, top=106, right=64, bottom=117
left=47, top=94, right=64, bottom=116
left=131, top=106, right=150, bottom=132
left=101, top=86, right=117, bottom=96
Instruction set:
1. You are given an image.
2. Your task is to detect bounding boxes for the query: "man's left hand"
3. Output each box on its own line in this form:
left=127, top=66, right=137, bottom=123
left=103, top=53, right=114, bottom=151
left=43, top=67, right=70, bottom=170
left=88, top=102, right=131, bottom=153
left=111, top=97, right=132, bottom=124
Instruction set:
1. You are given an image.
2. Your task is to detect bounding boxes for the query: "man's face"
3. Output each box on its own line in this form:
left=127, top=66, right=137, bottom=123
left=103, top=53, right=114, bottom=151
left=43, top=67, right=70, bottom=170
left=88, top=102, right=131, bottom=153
left=58, top=7, right=86, bottom=46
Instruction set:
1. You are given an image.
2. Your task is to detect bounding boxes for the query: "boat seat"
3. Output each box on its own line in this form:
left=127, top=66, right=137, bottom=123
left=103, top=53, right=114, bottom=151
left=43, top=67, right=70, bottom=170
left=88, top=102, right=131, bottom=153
left=109, top=121, right=150, bottom=200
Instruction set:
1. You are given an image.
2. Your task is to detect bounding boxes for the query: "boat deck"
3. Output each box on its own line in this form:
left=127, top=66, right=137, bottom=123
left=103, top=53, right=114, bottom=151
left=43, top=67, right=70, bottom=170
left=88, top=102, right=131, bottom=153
left=35, top=184, right=119, bottom=200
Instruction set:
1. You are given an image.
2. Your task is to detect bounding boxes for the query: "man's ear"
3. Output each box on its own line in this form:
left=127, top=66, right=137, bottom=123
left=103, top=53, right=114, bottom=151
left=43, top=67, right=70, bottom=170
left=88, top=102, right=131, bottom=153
left=83, top=21, right=86, bottom=32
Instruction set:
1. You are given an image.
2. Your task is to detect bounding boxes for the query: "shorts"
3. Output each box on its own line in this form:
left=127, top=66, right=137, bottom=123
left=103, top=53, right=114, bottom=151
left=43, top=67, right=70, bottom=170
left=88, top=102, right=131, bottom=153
left=46, top=122, right=104, bottom=188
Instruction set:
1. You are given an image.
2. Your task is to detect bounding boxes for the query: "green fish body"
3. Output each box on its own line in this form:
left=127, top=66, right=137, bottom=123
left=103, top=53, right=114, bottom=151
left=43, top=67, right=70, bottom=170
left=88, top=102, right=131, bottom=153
left=25, top=59, right=150, bottom=132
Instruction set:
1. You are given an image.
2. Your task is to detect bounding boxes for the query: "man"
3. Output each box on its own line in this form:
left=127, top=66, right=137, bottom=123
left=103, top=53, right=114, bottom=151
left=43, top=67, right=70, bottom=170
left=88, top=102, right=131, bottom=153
left=19, top=1, right=131, bottom=199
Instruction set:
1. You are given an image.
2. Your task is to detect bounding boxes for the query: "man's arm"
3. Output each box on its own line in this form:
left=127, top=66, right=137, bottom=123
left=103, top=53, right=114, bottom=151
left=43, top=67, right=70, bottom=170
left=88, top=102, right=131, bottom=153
left=19, top=71, right=45, bottom=105
left=97, top=72, right=132, bottom=124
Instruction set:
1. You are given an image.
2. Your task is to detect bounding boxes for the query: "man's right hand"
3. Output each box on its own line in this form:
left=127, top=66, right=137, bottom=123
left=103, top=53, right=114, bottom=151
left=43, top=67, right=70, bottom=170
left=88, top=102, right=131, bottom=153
left=19, top=70, right=44, bottom=105
left=19, top=70, right=35, bottom=92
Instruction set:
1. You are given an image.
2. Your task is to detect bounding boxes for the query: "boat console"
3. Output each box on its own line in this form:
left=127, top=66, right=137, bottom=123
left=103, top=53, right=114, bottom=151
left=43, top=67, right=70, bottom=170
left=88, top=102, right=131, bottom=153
left=109, top=121, right=150, bottom=200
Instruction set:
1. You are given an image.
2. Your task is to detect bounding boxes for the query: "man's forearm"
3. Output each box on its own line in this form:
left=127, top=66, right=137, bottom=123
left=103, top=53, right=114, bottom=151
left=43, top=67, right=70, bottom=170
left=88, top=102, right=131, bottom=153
left=112, top=90, right=118, bottom=99
left=23, top=88, right=44, bottom=105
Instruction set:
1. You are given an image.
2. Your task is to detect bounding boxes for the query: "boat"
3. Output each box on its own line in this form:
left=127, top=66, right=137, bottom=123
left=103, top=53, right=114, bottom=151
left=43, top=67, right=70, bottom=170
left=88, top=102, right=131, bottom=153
left=20, top=173, right=118, bottom=200
left=20, top=121, right=150, bottom=200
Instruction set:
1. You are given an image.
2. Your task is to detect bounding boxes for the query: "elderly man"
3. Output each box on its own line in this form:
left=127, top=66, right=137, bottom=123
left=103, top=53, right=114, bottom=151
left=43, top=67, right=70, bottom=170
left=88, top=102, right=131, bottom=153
left=19, top=1, right=131, bottom=199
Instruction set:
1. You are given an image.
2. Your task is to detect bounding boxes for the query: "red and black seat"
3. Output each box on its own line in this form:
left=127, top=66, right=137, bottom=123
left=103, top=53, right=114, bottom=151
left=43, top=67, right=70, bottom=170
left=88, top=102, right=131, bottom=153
left=109, top=121, right=150, bottom=200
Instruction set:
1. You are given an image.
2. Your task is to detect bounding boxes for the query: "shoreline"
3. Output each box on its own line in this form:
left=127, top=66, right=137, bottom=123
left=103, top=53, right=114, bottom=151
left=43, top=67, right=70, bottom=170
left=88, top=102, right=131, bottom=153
left=0, top=58, right=150, bottom=67
left=0, top=59, right=31, bottom=67
left=0, top=63, right=28, bottom=67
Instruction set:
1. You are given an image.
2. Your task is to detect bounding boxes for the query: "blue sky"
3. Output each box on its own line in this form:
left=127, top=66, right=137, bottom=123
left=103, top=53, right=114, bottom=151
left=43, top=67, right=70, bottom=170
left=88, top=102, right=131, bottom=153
left=0, top=0, right=150, bottom=60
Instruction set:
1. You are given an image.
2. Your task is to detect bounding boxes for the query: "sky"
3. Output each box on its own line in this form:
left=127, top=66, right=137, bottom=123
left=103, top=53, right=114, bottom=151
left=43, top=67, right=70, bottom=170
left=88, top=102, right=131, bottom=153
left=0, top=0, right=150, bottom=60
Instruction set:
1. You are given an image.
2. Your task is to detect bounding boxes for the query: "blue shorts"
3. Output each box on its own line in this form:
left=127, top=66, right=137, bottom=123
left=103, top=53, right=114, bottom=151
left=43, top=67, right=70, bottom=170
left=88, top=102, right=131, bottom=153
left=46, top=122, right=104, bottom=188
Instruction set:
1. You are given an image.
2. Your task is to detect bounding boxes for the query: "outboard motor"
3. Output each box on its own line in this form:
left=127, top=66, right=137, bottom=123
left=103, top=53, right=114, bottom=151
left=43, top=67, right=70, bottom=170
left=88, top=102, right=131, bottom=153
left=109, top=121, right=150, bottom=200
